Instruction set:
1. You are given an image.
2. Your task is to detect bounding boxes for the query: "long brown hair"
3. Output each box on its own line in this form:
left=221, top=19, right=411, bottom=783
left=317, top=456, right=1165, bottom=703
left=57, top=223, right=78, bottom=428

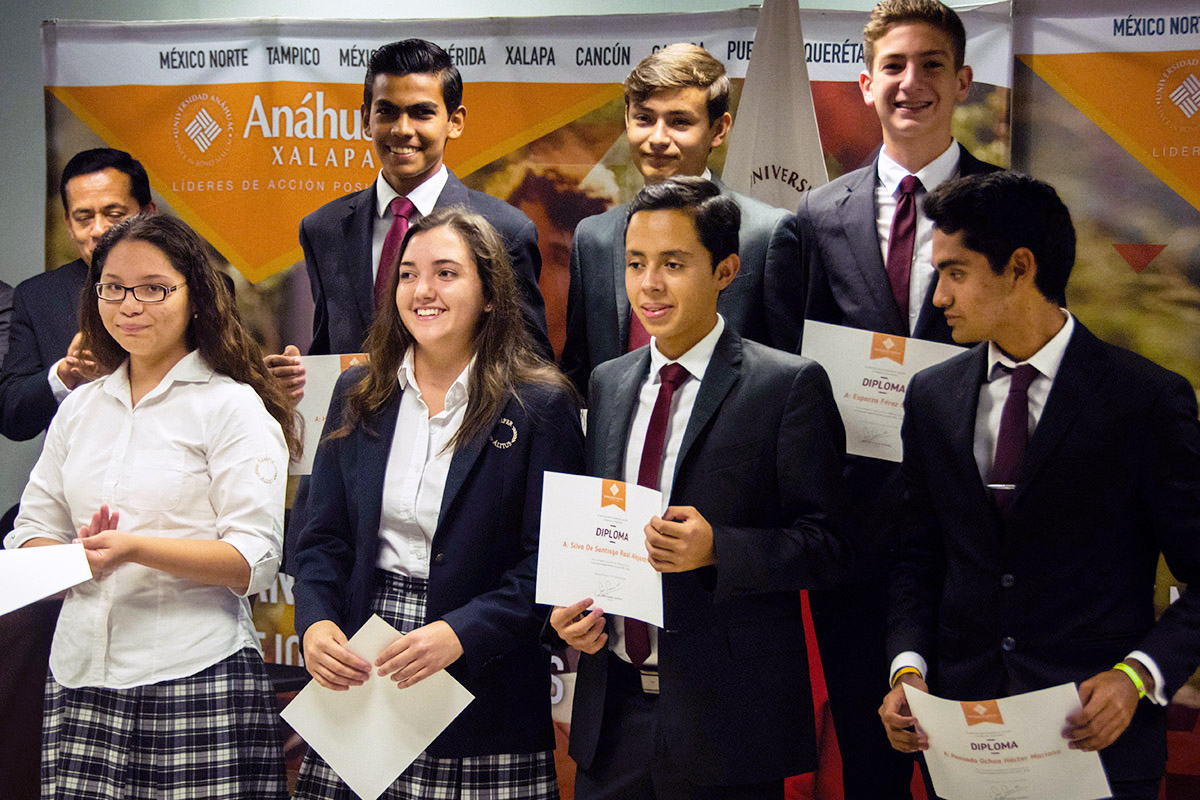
left=332, top=206, right=574, bottom=447
left=80, top=214, right=300, bottom=458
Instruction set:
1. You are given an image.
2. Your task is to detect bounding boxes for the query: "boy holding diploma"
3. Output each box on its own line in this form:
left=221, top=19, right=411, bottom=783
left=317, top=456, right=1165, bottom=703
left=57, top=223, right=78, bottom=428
left=881, top=171, right=1200, bottom=800
left=550, top=176, right=851, bottom=800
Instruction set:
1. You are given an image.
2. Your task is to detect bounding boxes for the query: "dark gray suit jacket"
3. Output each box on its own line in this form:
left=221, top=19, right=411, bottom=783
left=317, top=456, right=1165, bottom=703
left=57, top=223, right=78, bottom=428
left=299, top=172, right=551, bottom=358
left=788, top=144, right=1000, bottom=347
left=568, top=326, right=852, bottom=785
left=0, top=260, right=88, bottom=441
left=892, top=322, right=1200, bottom=783
left=560, top=176, right=794, bottom=395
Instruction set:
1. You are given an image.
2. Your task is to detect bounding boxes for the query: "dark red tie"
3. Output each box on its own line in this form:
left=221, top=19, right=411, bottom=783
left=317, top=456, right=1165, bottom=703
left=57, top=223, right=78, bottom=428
left=990, top=363, right=1038, bottom=509
left=374, top=196, right=417, bottom=310
left=625, top=362, right=690, bottom=666
left=627, top=311, right=651, bottom=352
left=886, top=175, right=923, bottom=324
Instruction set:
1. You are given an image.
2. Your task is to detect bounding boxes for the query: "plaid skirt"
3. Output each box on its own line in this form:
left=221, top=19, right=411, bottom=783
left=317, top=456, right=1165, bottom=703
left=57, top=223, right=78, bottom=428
left=293, top=570, right=558, bottom=800
left=42, top=647, right=288, bottom=800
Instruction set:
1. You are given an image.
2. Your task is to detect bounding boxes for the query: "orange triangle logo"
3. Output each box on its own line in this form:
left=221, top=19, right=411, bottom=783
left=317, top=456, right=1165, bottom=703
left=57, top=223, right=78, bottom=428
left=600, top=480, right=626, bottom=512
left=961, top=699, right=1004, bottom=726
left=870, top=332, right=906, bottom=364
left=1112, top=243, right=1167, bottom=273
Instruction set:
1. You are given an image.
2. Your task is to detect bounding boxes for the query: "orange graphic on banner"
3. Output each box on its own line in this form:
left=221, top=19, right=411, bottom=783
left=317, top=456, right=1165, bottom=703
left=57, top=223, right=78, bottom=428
left=601, top=480, right=626, bottom=512
left=49, top=81, right=622, bottom=283
left=870, top=332, right=906, bottom=364
left=1019, top=51, right=1200, bottom=213
left=1113, top=243, right=1168, bottom=273
left=961, top=699, right=1004, bottom=726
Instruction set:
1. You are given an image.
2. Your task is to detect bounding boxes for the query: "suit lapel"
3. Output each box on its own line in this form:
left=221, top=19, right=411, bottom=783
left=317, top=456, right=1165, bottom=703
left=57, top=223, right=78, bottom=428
left=438, top=405, right=495, bottom=525
left=943, top=346, right=992, bottom=508
left=1016, top=325, right=1104, bottom=500
left=839, top=163, right=907, bottom=334
left=674, top=328, right=741, bottom=492
left=343, top=184, right=378, bottom=335
left=611, top=206, right=631, bottom=352
left=601, top=351, right=650, bottom=480
left=358, top=388, right=403, bottom=540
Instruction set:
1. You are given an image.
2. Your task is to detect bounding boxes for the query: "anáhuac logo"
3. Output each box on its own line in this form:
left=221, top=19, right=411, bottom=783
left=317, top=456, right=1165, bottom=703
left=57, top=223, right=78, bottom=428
left=1156, top=57, right=1200, bottom=133
left=172, top=92, right=234, bottom=166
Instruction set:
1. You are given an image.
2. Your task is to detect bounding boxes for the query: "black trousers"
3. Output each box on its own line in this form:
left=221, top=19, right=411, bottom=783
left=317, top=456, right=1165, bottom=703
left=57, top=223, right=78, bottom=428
left=573, top=656, right=784, bottom=800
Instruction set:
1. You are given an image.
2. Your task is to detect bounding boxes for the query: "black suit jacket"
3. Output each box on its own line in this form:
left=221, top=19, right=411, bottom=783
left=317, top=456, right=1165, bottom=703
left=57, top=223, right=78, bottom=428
left=560, top=175, right=795, bottom=395
left=781, top=145, right=999, bottom=570
left=293, top=369, right=584, bottom=757
left=0, top=281, right=13, bottom=368
left=890, top=322, right=1200, bottom=782
left=788, top=144, right=1000, bottom=347
left=0, top=260, right=88, bottom=441
left=568, top=326, right=852, bottom=785
left=300, top=172, right=552, bottom=359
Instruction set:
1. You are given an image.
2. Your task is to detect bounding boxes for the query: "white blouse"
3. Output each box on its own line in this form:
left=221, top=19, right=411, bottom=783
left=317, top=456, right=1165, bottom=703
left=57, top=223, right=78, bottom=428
left=4, top=351, right=287, bottom=689
left=375, top=350, right=471, bottom=578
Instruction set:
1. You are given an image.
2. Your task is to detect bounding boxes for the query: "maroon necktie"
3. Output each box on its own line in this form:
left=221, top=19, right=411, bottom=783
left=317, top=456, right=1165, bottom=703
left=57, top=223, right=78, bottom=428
left=374, top=196, right=417, bottom=310
left=625, top=362, right=690, bottom=666
left=990, top=363, right=1038, bottom=509
left=627, top=311, right=651, bottom=352
left=885, top=175, right=923, bottom=324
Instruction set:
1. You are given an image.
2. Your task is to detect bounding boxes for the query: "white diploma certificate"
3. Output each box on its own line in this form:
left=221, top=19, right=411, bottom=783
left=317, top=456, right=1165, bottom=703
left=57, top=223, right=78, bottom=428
left=280, top=615, right=474, bottom=800
left=801, top=321, right=964, bottom=462
left=536, top=472, right=664, bottom=627
left=0, top=542, right=92, bottom=617
left=903, top=683, right=1111, bottom=800
left=290, top=353, right=369, bottom=475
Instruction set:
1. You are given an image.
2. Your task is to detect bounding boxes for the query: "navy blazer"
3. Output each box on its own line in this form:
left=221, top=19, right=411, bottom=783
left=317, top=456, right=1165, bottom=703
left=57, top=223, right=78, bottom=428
left=568, top=326, right=852, bottom=785
left=293, top=368, right=584, bottom=757
left=786, top=144, right=1000, bottom=348
left=560, top=175, right=795, bottom=395
left=0, top=259, right=88, bottom=441
left=891, top=322, right=1200, bottom=783
left=299, top=173, right=552, bottom=360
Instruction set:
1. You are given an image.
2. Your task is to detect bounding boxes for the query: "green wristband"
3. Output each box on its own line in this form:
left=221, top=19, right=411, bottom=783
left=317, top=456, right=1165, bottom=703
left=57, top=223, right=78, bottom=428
left=1113, top=662, right=1147, bottom=700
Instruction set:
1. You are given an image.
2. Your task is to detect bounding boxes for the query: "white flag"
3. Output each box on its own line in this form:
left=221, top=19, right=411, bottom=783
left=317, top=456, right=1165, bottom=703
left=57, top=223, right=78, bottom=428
left=722, top=0, right=828, bottom=209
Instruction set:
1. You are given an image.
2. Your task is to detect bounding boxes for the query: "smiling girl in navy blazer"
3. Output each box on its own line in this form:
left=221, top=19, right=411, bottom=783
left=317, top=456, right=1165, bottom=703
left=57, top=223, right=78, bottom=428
left=292, top=206, right=583, bottom=800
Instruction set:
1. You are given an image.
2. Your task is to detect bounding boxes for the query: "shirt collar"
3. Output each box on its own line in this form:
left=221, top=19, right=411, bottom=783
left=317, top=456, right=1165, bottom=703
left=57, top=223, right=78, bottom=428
left=375, top=164, right=448, bottom=220
left=877, top=139, right=960, bottom=197
left=397, top=346, right=474, bottom=412
left=101, top=350, right=213, bottom=405
left=649, top=314, right=725, bottom=384
left=986, top=310, right=1074, bottom=382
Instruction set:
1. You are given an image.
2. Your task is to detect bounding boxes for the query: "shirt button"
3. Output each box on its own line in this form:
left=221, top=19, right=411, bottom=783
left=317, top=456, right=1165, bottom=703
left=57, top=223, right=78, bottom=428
left=1001, top=636, right=1016, bottom=652
left=1000, top=573, right=1015, bottom=588
left=433, top=552, right=444, bottom=564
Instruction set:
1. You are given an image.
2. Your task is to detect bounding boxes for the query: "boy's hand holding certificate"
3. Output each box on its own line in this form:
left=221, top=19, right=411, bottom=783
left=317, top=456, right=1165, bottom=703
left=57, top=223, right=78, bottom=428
left=902, top=683, right=1111, bottom=800
left=537, top=472, right=664, bottom=627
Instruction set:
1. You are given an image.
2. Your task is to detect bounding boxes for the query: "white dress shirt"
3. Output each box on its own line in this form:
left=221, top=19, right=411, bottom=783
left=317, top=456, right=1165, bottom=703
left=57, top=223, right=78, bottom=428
left=376, top=349, right=471, bottom=578
left=5, top=351, right=287, bottom=689
left=371, top=165, right=449, bottom=283
left=891, top=311, right=1168, bottom=704
left=875, top=141, right=961, bottom=335
left=610, top=316, right=725, bottom=667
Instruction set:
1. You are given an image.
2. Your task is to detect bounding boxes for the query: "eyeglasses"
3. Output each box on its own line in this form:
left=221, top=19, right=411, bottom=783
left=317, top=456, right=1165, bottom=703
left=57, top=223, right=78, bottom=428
left=95, top=283, right=185, bottom=303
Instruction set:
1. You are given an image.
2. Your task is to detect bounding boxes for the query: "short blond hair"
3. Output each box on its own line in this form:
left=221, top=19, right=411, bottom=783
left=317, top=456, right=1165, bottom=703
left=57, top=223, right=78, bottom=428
left=623, top=44, right=730, bottom=123
left=863, top=0, right=966, bottom=70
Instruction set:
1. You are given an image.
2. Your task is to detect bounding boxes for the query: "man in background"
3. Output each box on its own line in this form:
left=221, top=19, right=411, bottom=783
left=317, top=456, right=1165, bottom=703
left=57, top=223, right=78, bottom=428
left=781, top=3, right=1001, bottom=795
left=560, top=44, right=794, bottom=396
